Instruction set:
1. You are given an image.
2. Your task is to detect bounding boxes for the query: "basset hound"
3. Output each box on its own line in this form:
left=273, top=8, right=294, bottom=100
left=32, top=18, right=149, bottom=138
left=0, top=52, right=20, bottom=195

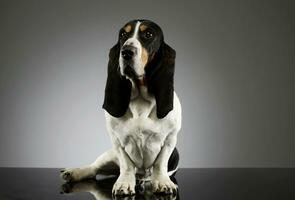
left=60, top=19, right=182, bottom=196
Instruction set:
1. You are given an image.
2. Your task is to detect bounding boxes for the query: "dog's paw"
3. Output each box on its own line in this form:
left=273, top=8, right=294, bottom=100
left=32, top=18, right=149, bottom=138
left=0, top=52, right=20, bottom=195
left=60, top=168, right=75, bottom=182
left=151, top=175, right=178, bottom=195
left=60, top=168, right=85, bottom=182
left=112, top=175, right=136, bottom=196
left=60, top=166, right=97, bottom=182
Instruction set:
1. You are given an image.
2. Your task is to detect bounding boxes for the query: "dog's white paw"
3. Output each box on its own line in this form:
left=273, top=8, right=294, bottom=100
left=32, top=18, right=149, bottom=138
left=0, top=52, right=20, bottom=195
left=112, top=175, right=136, bottom=196
left=60, top=167, right=95, bottom=182
left=151, top=175, right=178, bottom=195
left=60, top=168, right=81, bottom=182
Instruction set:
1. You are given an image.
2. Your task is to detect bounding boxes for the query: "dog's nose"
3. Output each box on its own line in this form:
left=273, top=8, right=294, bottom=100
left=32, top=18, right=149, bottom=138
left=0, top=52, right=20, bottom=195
left=122, top=49, right=134, bottom=60
left=121, top=46, right=135, bottom=60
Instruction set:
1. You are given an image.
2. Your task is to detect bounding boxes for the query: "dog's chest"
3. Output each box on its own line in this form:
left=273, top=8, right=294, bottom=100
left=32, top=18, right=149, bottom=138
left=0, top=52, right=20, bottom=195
left=124, top=97, right=164, bottom=168
left=122, top=123, right=164, bottom=169
left=107, top=85, right=174, bottom=169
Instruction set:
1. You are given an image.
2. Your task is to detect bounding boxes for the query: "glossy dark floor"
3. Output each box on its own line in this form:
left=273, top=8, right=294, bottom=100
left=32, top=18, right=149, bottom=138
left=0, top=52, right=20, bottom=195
left=0, top=168, right=294, bottom=199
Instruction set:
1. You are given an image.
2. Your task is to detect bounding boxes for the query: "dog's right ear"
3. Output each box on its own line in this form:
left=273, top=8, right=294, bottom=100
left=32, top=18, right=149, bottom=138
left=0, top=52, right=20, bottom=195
left=102, top=43, right=132, bottom=117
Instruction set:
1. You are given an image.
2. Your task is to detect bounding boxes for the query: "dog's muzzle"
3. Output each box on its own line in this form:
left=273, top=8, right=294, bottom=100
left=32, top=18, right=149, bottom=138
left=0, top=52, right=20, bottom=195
left=121, top=45, right=137, bottom=60
left=120, top=45, right=138, bottom=77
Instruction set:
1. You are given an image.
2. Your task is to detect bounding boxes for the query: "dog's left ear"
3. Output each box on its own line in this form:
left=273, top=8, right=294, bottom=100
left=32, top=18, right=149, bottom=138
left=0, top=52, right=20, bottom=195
left=102, top=43, right=132, bottom=117
left=145, top=42, right=176, bottom=119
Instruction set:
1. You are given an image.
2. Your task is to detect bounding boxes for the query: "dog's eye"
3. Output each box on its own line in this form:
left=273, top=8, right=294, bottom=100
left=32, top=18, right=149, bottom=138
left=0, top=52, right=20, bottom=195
left=144, top=31, right=153, bottom=39
left=120, top=31, right=127, bottom=38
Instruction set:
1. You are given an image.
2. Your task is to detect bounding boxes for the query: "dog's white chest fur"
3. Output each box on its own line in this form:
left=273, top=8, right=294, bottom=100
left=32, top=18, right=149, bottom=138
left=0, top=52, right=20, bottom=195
left=105, top=84, right=181, bottom=170
left=123, top=93, right=162, bottom=169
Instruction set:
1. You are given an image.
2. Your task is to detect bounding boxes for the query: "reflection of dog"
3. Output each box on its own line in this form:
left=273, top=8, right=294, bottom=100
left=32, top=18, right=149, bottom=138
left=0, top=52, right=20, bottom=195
left=60, top=177, right=179, bottom=200
left=60, top=19, right=181, bottom=196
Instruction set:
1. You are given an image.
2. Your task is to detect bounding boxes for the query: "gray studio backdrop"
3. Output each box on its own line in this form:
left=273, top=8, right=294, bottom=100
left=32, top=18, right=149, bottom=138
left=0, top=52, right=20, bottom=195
left=0, top=0, right=294, bottom=168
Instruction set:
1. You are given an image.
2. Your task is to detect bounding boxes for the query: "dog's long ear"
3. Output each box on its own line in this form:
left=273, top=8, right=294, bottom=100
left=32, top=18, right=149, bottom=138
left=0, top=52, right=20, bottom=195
left=102, top=43, right=132, bottom=117
left=146, top=42, right=176, bottom=119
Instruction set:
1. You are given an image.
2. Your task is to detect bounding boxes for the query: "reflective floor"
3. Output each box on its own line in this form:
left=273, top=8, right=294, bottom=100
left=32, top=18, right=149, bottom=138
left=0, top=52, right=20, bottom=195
left=0, top=168, right=294, bottom=199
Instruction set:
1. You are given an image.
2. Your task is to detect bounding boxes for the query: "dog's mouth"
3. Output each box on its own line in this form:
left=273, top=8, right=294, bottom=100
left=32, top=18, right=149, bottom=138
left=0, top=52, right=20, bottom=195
left=123, top=65, right=143, bottom=79
left=123, top=65, right=135, bottom=77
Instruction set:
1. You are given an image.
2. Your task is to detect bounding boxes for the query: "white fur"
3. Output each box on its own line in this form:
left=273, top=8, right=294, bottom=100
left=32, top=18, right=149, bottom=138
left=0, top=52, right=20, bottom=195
left=61, top=82, right=181, bottom=194
left=61, top=20, right=181, bottom=196
left=105, top=83, right=181, bottom=170
left=105, top=79, right=181, bottom=194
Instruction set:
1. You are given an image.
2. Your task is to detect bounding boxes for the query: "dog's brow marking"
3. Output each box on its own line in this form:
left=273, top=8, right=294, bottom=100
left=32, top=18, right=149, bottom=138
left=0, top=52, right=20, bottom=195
left=124, top=24, right=132, bottom=33
left=140, top=24, right=148, bottom=31
left=132, top=21, right=141, bottom=39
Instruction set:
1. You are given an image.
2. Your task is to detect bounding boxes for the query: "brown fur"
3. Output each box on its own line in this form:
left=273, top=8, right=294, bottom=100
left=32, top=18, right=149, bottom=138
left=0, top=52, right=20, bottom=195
left=139, top=24, right=148, bottom=32
left=124, top=24, right=132, bottom=33
left=141, top=48, right=149, bottom=68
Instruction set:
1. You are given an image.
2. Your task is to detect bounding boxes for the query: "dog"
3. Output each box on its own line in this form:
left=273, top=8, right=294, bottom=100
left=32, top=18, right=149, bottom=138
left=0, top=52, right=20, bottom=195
left=60, top=19, right=182, bottom=196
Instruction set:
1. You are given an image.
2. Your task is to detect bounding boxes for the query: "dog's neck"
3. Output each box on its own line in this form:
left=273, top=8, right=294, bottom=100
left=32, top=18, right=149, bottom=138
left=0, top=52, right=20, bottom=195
left=128, top=77, right=155, bottom=118
left=129, top=76, right=154, bottom=102
left=136, top=76, right=146, bottom=87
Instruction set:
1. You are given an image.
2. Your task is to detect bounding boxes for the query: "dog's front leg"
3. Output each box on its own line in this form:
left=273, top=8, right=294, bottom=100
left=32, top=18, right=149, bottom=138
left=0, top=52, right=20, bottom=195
left=151, top=133, right=178, bottom=194
left=112, top=147, right=136, bottom=196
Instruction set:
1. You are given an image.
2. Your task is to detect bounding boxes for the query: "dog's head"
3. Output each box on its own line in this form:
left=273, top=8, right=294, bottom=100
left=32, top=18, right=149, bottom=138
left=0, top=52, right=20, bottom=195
left=118, top=19, right=164, bottom=78
left=103, top=19, right=176, bottom=119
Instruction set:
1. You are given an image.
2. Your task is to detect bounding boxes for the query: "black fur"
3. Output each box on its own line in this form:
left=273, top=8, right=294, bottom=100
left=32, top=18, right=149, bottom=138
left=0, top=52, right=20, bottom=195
left=168, top=148, right=179, bottom=173
left=145, top=42, right=175, bottom=119
left=102, top=43, right=132, bottom=117
left=102, top=20, right=176, bottom=119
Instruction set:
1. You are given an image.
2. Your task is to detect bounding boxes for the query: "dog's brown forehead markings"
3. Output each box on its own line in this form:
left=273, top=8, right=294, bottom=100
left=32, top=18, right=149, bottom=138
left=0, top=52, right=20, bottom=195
left=141, top=48, right=149, bottom=67
left=139, top=24, right=148, bottom=32
left=123, top=24, right=132, bottom=33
